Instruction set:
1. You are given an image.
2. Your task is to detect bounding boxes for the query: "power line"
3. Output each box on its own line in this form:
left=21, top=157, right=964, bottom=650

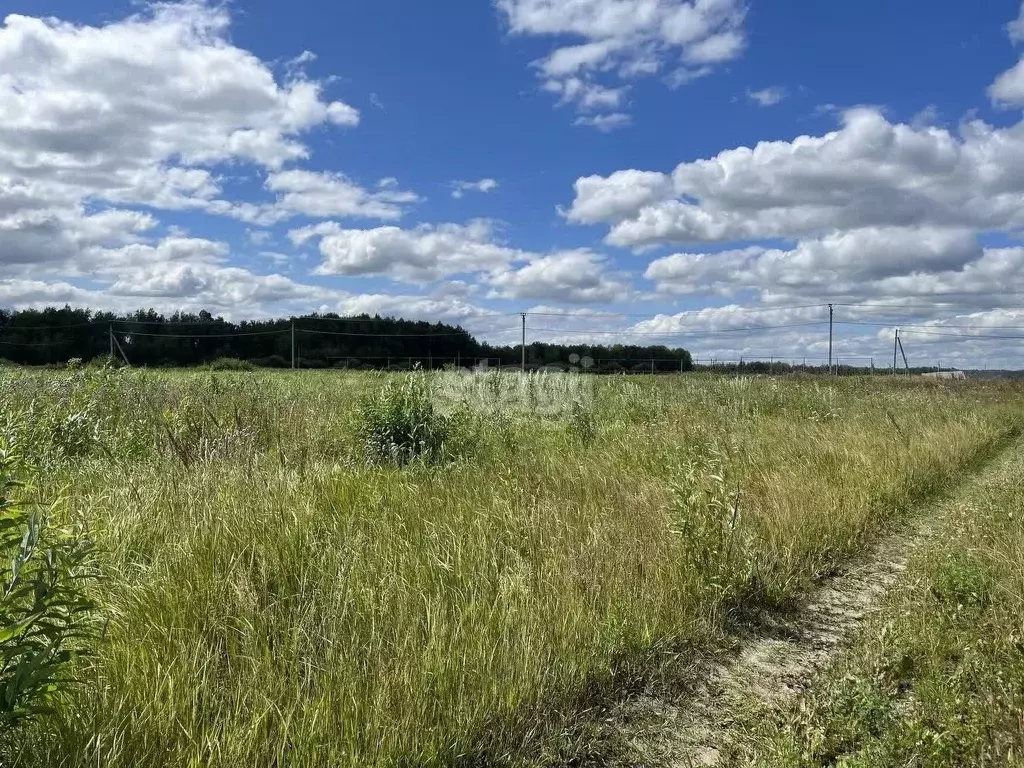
left=119, top=320, right=256, bottom=327
left=0, top=321, right=104, bottom=332
left=294, top=328, right=489, bottom=338
left=124, top=329, right=290, bottom=339
left=838, top=319, right=1024, bottom=331
left=523, top=304, right=827, bottom=318
left=526, top=320, right=828, bottom=337
left=897, top=329, right=1024, bottom=340
left=123, top=326, right=507, bottom=341
left=834, top=296, right=1024, bottom=305
left=0, top=315, right=513, bottom=332
left=0, top=338, right=88, bottom=348
left=294, top=313, right=522, bottom=324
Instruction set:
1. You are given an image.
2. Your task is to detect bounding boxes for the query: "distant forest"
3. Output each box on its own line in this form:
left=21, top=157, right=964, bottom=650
left=0, top=306, right=693, bottom=373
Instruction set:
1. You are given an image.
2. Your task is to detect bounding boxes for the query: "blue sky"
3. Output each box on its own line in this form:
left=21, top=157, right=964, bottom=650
left=5, top=0, right=1024, bottom=366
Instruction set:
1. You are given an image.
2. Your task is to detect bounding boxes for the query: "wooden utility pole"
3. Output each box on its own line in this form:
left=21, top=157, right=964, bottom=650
left=893, top=328, right=899, bottom=374
left=110, top=329, right=130, bottom=367
left=897, top=334, right=909, bottom=374
left=521, top=313, right=526, bottom=372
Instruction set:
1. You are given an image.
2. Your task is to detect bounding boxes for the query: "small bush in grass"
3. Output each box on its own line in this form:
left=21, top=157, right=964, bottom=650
left=46, top=406, right=99, bottom=459
left=0, top=422, right=99, bottom=753
left=84, top=355, right=119, bottom=371
left=930, top=552, right=992, bottom=611
left=354, top=371, right=456, bottom=466
left=669, top=438, right=750, bottom=601
left=566, top=398, right=597, bottom=445
left=207, top=357, right=255, bottom=372
left=253, top=354, right=288, bottom=368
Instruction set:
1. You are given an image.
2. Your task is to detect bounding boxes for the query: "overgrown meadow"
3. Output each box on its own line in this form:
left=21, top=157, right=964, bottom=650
left=1, top=363, right=1022, bottom=767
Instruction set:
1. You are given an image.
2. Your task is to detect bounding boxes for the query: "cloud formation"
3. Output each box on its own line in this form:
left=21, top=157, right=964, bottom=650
left=0, top=1, right=441, bottom=323
left=496, top=0, right=746, bottom=125
left=574, top=113, right=632, bottom=131
left=488, top=250, right=629, bottom=303
left=567, top=108, right=1024, bottom=247
left=746, top=86, right=786, bottom=107
left=0, top=1, right=396, bottom=311
left=265, top=170, right=419, bottom=221
left=293, top=220, right=526, bottom=282
left=292, top=220, right=631, bottom=304
left=451, top=179, right=499, bottom=198
left=642, top=227, right=1004, bottom=304
left=0, top=3, right=358, bottom=181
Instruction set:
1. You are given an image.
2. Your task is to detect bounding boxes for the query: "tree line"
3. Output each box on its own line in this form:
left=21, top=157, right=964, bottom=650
left=0, top=306, right=693, bottom=372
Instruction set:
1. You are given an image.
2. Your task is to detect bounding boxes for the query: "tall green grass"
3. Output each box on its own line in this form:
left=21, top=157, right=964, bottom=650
left=0, top=415, right=99, bottom=753
left=0, top=367, right=1021, bottom=766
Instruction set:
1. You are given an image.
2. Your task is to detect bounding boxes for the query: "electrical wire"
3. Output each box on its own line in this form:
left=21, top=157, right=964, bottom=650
left=294, top=328, right=516, bottom=338
left=523, top=304, right=827, bottom=318
left=838, top=319, right=1024, bottom=331
left=0, top=338, right=88, bottom=347
left=897, top=329, right=1024, bottom=340
left=526, top=320, right=828, bottom=336
left=124, top=329, right=290, bottom=339
left=0, top=321, right=104, bottom=332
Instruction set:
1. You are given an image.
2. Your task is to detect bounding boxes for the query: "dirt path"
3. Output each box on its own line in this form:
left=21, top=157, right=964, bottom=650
left=595, top=502, right=946, bottom=767
left=674, top=520, right=934, bottom=767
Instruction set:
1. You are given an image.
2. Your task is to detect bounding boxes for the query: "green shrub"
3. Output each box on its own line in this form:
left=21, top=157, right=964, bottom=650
left=566, top=398, right=597, bottom=445
left=930, top=552, right=992, bottom=611
left=0, top=423, right=99, bottom=752
left=207, top=358, right=255, bottom=372
left=84, top=355, right=118, bottom=371
left=354, top=372, right=454, bottom=466
left=46, top=405, right=99, bottom=459
left=668, top=439, right=749, bottom=601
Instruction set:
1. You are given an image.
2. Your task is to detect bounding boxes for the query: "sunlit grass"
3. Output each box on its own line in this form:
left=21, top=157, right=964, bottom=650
left=723, top=436, right=1024, bottom=767
left=1, top=366, right=1021, bottom=766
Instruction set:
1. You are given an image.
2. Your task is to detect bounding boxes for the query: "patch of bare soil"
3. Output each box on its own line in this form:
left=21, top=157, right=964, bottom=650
left=591, top=519, right=937, bottom=768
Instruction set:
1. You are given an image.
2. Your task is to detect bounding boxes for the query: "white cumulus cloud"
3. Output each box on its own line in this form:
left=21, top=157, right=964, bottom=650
left=488, top=250, right=630, bottom=303
left=747, top=86, right=787, bottom=107
left=293, top=219, right=527, bottom=282
left=644, top=228, right=986, bottom=301
left=265, top=170, right=419, bottom=221
left=1008, top=1, right=1024, bottom=43
left=451, top=178, right=500, bottom=198
left=567, top=108, right=1024, bottom=248
left=0, top=4, right=358, bottom=180
left=0, top=1, right=396, bottom=315
left=497, top=0, right=746, bottom=125
left=574, top=113, right=632, bottom=131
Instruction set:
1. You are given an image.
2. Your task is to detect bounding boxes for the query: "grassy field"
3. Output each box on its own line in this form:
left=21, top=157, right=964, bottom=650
left=1, top=365, right=1022, bottom=767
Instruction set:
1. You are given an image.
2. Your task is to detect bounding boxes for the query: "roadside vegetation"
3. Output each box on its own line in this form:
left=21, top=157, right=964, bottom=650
left=722, top=437, right=1024, bottom=767
left=0, top=364, right=1021, bottom=766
